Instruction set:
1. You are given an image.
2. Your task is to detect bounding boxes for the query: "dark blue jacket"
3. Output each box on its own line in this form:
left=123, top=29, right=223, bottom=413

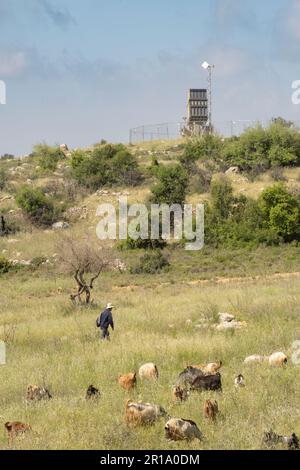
left=98, top=309, right=114, bottom=330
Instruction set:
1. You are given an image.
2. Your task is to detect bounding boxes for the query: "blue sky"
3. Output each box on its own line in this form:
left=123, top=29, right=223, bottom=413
left=0, top=0, right=300, bottom=155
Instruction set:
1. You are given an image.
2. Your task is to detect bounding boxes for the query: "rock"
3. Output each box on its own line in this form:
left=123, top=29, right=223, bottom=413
left=60, top=144, right=69, bottom=151
left=112, top=259, right=127, bottom=272
left=218, top=312, right=235, bottom=323
left=225, top=166, right=240, bottom=175
left=216, top=321, right=247, bottom=331
left=10, top=259, right=32, bottom=266
left=0, top=195, right=14, bottom=202
left=52, top=221, right=69, bottom=230
left=244, top=355, right=267, bottom=364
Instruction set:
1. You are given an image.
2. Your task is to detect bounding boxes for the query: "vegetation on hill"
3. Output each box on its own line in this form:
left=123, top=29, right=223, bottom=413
left=71, top=143, right=142, bottom=190
left=181, top=119, right=300, bottom=173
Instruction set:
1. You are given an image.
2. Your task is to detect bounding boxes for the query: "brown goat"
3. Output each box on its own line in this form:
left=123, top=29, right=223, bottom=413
left=193, top=361, right=222, bottom=375
left=124, top=399, right=167, bottom=427
left=172, top=385, right=189, bottom=402
left=5, top=421, right=31, bottom=447
left=203, top=399, right=219, bottom=421
left=118, top=372, right=137, bottom=391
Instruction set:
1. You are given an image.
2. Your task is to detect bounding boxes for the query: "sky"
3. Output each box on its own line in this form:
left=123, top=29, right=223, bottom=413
left=0, top=0, right=300, bottom=155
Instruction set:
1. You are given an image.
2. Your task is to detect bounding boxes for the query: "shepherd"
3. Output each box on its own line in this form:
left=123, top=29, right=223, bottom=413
left=96, top=303, right=115, bottom=340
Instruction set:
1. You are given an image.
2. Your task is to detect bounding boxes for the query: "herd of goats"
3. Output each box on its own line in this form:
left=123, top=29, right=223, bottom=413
left=3, top=350, right=299, bottom=450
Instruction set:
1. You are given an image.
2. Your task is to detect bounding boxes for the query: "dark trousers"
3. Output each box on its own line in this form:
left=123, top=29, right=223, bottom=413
left=100, top=328, right=110, bottom=340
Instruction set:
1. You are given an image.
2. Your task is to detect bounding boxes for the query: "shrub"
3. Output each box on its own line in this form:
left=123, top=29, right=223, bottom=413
left=259, top=184, right=300, bottom=242
left=222, top=121, right=300, bottom=171
left=210, top=177, right=235, bottom=220
left=71, top=144, right=141, bottom=190
left=270, top=167, right=288, bottom=182
left=189, top=168, right=212, bottom=194
left=181, top=134, right=223, bottom=167
left=151, top=164, right=188, bottom=206
left=131, top=250, right=170, bottom=274
left=0, top=256, right=12, bottom=274
left=16, top=186, right=57, bottom=226
left=32, top=144, right=65, bottom=172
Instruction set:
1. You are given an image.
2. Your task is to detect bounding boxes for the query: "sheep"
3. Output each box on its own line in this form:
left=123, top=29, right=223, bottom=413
left=138, top=363, right=158, bottom=380
left=165, top=418, right=202, bottom=441
left=244, top=355, right=267, bottom=364
left=268, top=352, right=288, bottom=367
left=125, top=399, right=167, bottom=427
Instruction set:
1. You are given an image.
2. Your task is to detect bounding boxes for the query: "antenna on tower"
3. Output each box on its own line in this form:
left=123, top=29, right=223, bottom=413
left=201, top=61, right=215, bottom=132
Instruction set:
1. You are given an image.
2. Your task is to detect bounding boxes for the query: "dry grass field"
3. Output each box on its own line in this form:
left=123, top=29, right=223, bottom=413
left=1, top=271, right=300, bottom=450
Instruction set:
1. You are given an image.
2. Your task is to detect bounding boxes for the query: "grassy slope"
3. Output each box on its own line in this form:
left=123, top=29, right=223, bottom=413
left=0, top=274, right=300, bottom=450
left=1, top=141, right=300, bottom=450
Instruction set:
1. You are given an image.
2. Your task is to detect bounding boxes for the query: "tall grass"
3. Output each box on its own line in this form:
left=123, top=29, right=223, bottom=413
left=1, top=274, right=300, bottom=449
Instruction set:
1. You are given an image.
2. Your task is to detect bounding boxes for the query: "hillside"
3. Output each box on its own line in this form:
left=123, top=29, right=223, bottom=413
left=1, top=137, right=300, bottom=450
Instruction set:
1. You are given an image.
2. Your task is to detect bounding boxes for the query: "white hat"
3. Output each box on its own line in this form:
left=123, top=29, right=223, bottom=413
left=106, top=303, right=115, bottom=309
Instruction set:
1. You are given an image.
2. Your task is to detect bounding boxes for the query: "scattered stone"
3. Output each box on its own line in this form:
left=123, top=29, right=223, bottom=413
left=112, top=259, right=127, bottom=272
left=10, top=259, right=32, bottom=266
left=216, top=321, right=247, bottom=331
left=60, top=144, right=69, bottom=151
left=52, top=221, right=69, bottom=230
left=0, top=195, right=14, bottom=202
left=225, top=166, right=240, bottom=175
left=218, top=312, right=235, bottom=323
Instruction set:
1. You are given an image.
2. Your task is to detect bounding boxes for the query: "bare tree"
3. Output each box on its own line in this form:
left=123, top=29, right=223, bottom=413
left=58, top=235, right=110, bottom=305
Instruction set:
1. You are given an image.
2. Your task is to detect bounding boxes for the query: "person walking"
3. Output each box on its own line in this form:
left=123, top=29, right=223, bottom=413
left=96, top=303, right=115, bottom=340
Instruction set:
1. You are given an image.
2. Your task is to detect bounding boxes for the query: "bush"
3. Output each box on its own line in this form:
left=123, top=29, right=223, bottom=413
left=32, top=144, right=65, bottom=172
left=210, top=177, right=235, bottom=220
left=151, top=164, right=188, bottom=206
left=71, top=144, right=142, bottom=190
left=180, top=134, right=223, bottom=168
left=16, top=186, right=58, bottom=226
left=270, top=167, right=288, bottom=182
left=222, top=121, right=300, bottom=171
left=0, top=256, right=12, bottom=274
left=131, top=250, right=170, bottom=274
left=259, top=184, right=300, bottom=242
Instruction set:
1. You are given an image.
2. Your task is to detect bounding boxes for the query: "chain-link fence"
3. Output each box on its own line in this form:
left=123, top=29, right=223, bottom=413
left=129, top=119, right=300, bottom=143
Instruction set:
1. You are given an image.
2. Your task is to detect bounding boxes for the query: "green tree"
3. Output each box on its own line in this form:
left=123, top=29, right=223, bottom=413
left=259, top=184, right=300, bottom=242
left=151, top=164, right=188, bottom=206
left=210, top=177, right=235, bottom=220
left=16, top=186, right=57, bottom=226
left=71, top=144, right=141, bottom=190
